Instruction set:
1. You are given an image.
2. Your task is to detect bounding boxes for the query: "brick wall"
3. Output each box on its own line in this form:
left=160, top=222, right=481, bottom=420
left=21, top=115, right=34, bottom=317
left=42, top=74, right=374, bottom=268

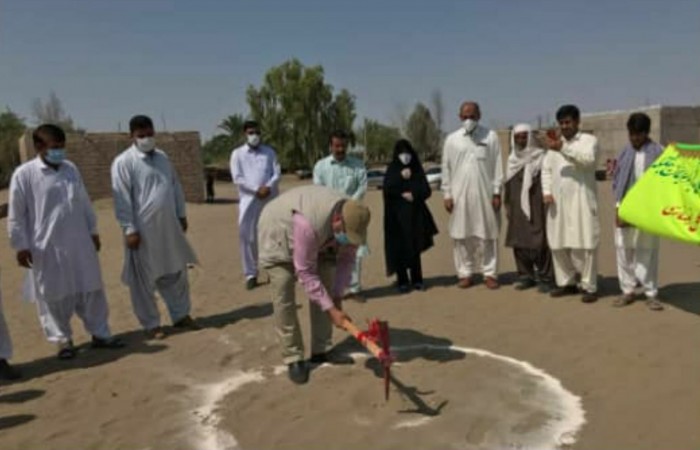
left=18, top=131, right=205, bottom=203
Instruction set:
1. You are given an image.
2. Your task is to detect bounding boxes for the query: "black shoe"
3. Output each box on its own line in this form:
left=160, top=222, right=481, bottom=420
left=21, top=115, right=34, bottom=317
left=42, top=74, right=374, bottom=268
left=413, top=282, right=426, bottom=291
left=581, top=291, right=599, bottom=303
left=537, top=282, right=554, bottom=294
left=514, top=277, right=537, bottom=290
left=91, top=336, right=126, bottom=349
left=57, top=341, right=76, bottom=360
left=287, top=361, right=309, bottom=385
left=0, top=359, right=21, bottom=380
left=398, top=284, right=411, bottom=294
left=309, top=351, right=354, bottom=366
left=173, top=315, right=202, bottom=330
left=550, top=285, right=579, bottom=298
left=245, top=277, right=257, bottom=290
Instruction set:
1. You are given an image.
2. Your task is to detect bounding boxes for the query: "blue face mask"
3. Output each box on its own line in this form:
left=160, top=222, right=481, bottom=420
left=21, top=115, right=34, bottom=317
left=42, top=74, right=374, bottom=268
left=46, top=148, right=66, bottom=165
left=334, top=232, right=351, bottom=246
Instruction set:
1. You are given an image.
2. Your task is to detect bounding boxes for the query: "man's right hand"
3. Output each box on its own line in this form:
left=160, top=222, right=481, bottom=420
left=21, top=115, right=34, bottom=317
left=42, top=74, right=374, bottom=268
left=256, top=186, right=271, bottom=199
left=126, top=232, right=141, bottom=250
left=543, top=195, right=555, bottom=205
left=444, top=198, right=454, bottom=214
left=17, top=250, right=32, bottom=268
left=327, top=306, right=351, bottom=329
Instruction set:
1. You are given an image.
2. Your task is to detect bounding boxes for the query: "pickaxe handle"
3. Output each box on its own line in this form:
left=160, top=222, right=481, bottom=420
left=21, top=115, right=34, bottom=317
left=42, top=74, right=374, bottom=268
left=341, top=319, right=385, bottom=360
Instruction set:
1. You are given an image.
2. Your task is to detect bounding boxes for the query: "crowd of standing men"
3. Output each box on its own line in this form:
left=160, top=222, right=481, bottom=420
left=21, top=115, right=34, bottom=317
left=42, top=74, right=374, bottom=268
left=0, top=116, right=201, bottom=380
left=0, top=100, right=665, bottom=385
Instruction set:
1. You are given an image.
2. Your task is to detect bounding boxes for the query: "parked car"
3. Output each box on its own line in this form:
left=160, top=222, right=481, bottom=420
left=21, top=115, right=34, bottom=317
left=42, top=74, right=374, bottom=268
left=425, top=166, right=442, bottom=190
left=367, top=169, right=385, bottom=189
left=295, top=169, right=313, bottom=180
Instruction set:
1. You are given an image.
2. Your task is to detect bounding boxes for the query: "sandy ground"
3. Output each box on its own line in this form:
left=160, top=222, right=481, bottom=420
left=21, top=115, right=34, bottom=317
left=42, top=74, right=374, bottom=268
left=0, top=176, right=699, bottom=450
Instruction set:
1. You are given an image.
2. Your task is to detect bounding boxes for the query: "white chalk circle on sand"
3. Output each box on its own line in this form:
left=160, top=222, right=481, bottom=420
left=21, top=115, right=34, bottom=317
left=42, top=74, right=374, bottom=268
left=192, top=344, right=585, bottom=450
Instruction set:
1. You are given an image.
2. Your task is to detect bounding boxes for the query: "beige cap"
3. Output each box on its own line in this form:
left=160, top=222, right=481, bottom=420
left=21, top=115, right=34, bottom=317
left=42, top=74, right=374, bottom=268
left=341, top=200, right=371, bottom=246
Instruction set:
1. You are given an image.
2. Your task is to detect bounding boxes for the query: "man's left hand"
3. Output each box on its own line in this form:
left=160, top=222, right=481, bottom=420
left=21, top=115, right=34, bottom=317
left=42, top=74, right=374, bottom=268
left=492, top=195, right=501, bottom=211
left=91, top=234, right=101, bottom=252
left=179, top=217, right=188, bottom=232
left=616, top=211, right=628, bottom=228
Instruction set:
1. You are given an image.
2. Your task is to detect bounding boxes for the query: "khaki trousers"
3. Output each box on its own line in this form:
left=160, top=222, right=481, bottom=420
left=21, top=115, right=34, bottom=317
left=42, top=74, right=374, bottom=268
left=266, top=258, right=336, bottom=364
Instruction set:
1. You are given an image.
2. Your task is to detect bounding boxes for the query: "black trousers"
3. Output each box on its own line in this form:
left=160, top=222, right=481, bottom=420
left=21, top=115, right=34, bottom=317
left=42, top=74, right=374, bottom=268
left=513, top=247, right=553, bottom=283
left=206, top=182, right=215, bottom=202
left=396, top=252, right=423, bottom=286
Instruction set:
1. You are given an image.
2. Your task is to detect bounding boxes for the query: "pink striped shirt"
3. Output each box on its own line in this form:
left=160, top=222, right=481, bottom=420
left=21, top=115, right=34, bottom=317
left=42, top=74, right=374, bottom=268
left=292, top=212, right=356, bottom=311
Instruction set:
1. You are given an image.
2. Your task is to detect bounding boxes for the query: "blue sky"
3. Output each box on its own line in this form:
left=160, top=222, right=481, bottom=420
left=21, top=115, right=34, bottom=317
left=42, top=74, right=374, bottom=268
left=1, top=0, right=699, bottom=139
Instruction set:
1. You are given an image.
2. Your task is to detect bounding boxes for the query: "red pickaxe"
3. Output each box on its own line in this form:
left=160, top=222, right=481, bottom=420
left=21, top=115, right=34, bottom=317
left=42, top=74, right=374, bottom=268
left=342, top=318, right=392, bottom=400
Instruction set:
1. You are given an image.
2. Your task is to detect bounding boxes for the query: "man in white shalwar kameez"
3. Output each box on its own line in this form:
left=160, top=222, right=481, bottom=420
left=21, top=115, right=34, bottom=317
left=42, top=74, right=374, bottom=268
left=441, top=101, right=503, bottom=289
left=0, top=282, right=21, bottom=379
left=111, top=115, right=200, bottom=340
left=542, top=105, right=600, bottom=303
left=612, top=112, right=663, bottom=310
left=8, top=124, right=123, bottom=359
left=230, top=120, right=280, bottom=290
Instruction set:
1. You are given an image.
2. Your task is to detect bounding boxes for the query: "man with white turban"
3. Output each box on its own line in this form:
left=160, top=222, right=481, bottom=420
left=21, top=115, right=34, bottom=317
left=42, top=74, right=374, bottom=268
left=504, top=124, right=554, bottom=292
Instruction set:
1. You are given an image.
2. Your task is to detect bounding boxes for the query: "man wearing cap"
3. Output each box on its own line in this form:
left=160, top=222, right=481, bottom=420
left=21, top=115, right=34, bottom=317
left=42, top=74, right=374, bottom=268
left=258, top=184, right=371, bottom=385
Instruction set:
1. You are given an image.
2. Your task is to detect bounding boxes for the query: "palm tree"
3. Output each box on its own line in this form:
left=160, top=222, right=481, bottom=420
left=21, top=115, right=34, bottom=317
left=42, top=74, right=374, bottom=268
left=218, top=114, right=246, bottom=146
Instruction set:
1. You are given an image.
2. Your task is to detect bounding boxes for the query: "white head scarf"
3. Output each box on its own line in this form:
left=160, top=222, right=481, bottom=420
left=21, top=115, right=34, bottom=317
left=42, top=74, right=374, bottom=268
left=506, top=123, right=545, bottom=220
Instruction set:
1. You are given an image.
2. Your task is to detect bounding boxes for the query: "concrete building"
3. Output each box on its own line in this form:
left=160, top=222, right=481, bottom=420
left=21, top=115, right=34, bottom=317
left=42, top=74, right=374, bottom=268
left=18, top=131, right=205, bottom=203
left=581, top=105, right=700, bottom=169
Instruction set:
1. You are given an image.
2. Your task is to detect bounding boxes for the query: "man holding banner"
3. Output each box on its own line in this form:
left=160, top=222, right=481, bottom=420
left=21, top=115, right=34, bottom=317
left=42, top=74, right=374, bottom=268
left=612, top=113, right=664, bottom=310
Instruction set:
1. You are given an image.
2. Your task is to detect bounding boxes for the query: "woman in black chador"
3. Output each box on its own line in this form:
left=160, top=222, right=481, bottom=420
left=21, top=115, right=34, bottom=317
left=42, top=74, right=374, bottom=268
left=383, top=139, right=438, bottom=293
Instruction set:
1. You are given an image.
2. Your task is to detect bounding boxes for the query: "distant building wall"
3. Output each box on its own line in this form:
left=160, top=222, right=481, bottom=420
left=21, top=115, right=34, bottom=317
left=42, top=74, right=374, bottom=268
left=581, top=106, right=663, bottom=165
left=660, top=106, right=700, bottom=145
left=581, top=105, right=700, bottom=165
left=19, top=131, right=205, bottom=203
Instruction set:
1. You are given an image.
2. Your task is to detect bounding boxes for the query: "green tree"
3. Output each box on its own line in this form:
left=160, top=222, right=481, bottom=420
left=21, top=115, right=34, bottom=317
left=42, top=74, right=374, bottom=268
left=218, top=113, right=247, bottom=147
left=405, top=102, right=441, bottom=162
left=356, top=118, right=401, bottom=164
left=0, top=108, right=27, bottom=186
left=246, top=59, right=356, bottom=170
left=430, top=88, right=445, bottom=141
left=201, top=134, right=234, bottom=166
left=329, top=88, right=357, bottom=145
left=31, top=91, right=77, bottom=131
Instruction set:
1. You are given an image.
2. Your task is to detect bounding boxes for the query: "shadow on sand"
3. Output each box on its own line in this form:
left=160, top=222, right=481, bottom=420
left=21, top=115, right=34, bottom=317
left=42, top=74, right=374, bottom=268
left=659, top=282, right=700, bottom=315
left=0, top=389, right=45, bottom=404
left=331, top=327, right=465, bottom=417
left=362, top=272, right=520, bottom=300
left=0, top=414, right=35, bottom=431
left=196, top=302, right=273, bottom=329
left=6, top=330, right=167, bottom=384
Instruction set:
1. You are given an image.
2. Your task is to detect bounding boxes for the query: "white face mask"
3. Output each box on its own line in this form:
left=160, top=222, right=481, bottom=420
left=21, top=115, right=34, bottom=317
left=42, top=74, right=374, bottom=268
left=398, top=152, right=412, bottom=165
left=462, top=119, right=478, bottom=134
left=135, top=137, right=156, bottom=152
left=246, top=133, right=261, bottom=147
